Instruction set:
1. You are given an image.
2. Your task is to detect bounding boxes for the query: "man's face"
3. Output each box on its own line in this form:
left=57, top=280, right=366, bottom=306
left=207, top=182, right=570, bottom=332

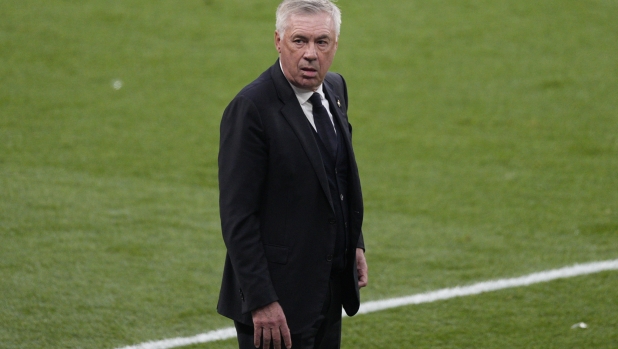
left=275, top=12, right=338, bottom=91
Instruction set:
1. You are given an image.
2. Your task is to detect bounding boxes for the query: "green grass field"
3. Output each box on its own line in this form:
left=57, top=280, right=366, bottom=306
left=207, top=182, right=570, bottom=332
left=1, top=0, right=617, bottom=348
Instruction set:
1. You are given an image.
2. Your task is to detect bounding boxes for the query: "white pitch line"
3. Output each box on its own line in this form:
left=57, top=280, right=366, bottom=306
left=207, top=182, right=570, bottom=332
left=115, top=328, right=237, bottom=349
left=115, top=259, right=618, bottom=349
left=355, top=259, right=618, bottom=314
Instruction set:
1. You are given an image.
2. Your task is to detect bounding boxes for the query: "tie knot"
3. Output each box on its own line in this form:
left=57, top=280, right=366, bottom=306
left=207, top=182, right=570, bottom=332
left=309, top=93, right=322, bottom=107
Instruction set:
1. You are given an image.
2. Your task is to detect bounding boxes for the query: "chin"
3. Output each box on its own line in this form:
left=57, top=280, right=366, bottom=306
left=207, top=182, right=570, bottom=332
left=303, top=79, right=321, bottom=88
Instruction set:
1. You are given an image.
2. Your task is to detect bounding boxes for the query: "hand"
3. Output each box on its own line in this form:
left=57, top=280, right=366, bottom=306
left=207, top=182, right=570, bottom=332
left=251, top=301, right=292, bottom=349
left=356, top=248, right=368, bottom=288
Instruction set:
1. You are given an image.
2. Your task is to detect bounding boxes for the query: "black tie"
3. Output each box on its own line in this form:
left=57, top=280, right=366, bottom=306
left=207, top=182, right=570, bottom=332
left=309, top=93, right=337, bottom=158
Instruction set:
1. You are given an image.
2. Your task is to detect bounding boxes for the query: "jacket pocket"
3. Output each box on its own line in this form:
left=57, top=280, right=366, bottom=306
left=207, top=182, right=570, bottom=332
left=263, top=244, right=288, bottom=265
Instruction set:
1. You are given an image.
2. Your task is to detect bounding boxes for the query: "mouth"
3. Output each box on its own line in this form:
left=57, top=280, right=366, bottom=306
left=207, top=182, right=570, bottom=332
left=300, top=67, right=318, bottom=78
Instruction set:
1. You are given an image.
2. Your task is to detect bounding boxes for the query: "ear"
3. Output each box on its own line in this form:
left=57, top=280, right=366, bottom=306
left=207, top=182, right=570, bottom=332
left=274, top=30, right=282, bottom=53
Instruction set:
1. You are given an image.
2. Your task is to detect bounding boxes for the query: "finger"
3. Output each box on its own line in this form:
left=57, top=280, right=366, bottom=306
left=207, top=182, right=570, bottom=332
left=262, top=328, right=272, bottom=349
left=280, top=323, right=292, bottom=349
left=358, top=270, right=368, bottom=287
left=253, top=326, right=262, bottom=348
left=271, top=327, right=282, bottom=349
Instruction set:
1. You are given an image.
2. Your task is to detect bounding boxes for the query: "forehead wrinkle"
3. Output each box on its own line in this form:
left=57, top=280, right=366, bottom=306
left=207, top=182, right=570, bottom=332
left=286, top=14, right=335, bottom=38
left=288, top=32, right=332, bottom=40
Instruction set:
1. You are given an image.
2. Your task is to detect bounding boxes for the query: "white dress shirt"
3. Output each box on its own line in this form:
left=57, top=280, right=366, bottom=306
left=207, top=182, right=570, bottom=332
left=280, top=63, right=336, bottom=133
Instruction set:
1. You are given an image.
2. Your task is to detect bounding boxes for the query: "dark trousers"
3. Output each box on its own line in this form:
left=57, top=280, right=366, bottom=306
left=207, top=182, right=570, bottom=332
left=235, top=273, right=343, bottom=349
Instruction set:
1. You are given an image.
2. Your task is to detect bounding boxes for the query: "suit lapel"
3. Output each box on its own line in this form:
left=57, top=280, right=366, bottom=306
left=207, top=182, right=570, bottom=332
left=270, top=62, right=335, bottom=212
left=323, top=79, right=354, bottom=165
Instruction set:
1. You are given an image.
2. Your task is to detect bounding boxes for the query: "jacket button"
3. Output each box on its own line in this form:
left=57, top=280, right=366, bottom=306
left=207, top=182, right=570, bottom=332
left=329, top=219, right=336, bottom=225
left=340, top=194, right=344, bottom=201
left=327, top=254, right=333, bottom=261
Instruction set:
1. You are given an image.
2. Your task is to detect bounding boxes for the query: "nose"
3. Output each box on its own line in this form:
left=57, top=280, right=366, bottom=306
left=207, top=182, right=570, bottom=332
left=303, top=42, right=317, bottom=60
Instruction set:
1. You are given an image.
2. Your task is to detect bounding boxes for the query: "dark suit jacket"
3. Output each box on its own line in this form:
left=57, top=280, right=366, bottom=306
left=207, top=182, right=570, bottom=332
left=217, top=60, right=364, bottom=333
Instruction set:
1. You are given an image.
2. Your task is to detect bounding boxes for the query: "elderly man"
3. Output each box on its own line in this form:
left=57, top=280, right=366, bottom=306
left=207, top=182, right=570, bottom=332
left=217, top=1, right=367, bottom=348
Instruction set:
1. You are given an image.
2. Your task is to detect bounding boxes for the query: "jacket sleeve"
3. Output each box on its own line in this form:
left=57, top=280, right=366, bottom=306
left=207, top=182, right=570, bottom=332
left=218, top=95, right=278, bottom=314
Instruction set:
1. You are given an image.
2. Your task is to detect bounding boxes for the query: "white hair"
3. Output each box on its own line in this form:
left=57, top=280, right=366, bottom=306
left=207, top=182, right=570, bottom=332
left=276, top=0, right=341, bottom=38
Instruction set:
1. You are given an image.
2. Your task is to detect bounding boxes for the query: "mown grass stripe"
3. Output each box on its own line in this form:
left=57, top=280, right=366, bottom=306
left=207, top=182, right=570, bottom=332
left=115, top=259, right=618, bottom=349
